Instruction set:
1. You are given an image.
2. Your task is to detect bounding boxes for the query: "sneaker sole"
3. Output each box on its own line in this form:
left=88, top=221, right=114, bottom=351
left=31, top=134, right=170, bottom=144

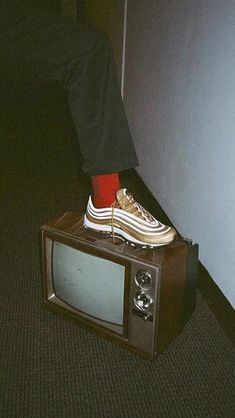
left=84, top=215, right=174, bottom=248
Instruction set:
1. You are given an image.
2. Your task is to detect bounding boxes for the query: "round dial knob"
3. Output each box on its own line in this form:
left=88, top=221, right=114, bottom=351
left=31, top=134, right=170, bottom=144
left=133, top=291, right=152, bottom=312
left=135, top=270, right=152, bottom=290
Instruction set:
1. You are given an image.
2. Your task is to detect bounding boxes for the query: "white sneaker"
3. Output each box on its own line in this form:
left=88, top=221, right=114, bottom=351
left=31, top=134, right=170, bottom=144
left=83, top=188, right=176, bottom=247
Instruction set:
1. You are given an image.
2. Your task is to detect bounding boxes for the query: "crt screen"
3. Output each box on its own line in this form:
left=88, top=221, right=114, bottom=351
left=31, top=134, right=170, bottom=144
left=52, top=241, right=125, bottom=326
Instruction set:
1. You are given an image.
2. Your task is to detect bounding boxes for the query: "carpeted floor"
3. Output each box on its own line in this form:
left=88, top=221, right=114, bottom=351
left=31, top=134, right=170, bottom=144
left=0, top=83, right=234, bottom=418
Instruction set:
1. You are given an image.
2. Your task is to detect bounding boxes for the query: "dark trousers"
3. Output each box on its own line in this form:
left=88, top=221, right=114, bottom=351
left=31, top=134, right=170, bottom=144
left=0, top=7, right=138, bottom=175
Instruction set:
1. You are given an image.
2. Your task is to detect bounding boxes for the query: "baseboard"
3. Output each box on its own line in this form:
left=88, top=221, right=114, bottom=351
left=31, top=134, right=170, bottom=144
left=122, top=169, right=235, bottom=346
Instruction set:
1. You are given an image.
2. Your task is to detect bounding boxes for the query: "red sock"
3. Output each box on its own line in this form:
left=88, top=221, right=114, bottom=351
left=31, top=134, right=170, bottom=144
left=91, top=173, right=120, bottom=208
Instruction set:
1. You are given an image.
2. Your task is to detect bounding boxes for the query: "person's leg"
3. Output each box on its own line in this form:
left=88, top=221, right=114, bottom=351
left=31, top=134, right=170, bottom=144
left=1, top=7, right=138, bottom=174
left=0, top=6, right=134, bottom=207
left=0, top=7, right=175, bottom=247
left=67, top=26, right=139, bottom=176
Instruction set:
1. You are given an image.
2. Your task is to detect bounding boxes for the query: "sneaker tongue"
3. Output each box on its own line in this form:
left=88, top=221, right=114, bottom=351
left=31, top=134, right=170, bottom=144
left=116, top=188, right=129, bottom=207
left=116, top=188, right=156, bottom=223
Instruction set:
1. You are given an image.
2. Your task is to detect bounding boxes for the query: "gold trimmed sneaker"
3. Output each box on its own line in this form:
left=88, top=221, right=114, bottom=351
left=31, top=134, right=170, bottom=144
left=83, top=188, right=176, bottom=247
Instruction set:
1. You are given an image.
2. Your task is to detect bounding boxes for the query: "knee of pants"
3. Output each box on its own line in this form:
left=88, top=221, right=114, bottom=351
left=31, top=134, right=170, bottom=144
left=62, top=27, right=114, bottom=87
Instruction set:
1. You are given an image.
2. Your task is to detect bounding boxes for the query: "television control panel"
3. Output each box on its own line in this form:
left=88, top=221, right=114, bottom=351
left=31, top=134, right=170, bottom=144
left=133, top=269, right=154, bottom=321
left=129, top=262, right=161, bottom=355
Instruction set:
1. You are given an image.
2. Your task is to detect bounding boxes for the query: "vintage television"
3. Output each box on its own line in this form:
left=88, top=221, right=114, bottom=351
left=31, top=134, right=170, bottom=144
left=41, top=212, right=198, bottom=359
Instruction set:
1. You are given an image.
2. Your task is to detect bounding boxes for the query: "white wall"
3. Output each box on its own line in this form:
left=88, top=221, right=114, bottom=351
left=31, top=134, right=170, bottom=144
left=124, top=0, right=235, bottom=307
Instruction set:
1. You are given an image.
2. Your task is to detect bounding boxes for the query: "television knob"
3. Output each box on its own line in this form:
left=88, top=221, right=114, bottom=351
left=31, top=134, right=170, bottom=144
left=143, top=313, right=153, bottom=322
left=135, top=270, right=152, bottom=290
left=133, top=291, right=152, bottom=312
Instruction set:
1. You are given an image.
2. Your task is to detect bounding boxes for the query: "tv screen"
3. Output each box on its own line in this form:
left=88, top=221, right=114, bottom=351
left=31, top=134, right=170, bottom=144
left=52, top=241, right=126, bottom=326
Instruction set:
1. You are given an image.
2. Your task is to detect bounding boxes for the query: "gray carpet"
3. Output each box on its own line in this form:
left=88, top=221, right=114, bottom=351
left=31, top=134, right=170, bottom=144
left=0, top=84, right=234, bottom=418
